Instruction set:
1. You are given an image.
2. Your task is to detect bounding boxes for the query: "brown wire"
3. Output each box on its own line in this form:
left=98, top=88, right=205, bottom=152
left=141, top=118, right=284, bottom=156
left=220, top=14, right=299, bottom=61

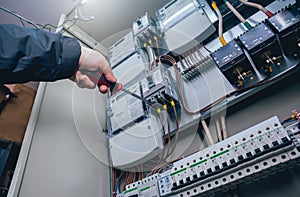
left=166, top=105, right=180, bottom=158
left=158, top=111, right=166, bottom=144
left=112, top=168, right=116, bottom=197
left=165, top=110, right=171, bottom=157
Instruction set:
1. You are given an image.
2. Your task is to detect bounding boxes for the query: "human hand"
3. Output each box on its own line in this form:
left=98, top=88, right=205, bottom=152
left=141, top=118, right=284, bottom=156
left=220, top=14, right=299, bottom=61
left=74, top=47, right=117, bottom=94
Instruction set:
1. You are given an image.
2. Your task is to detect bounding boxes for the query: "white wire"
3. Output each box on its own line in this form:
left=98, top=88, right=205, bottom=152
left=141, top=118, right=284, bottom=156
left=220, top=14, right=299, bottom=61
left=215, top=120, right=222, bottom=141
left=76, top=5, right=94, bottom=21
left=239, top=0, right=268, bottom=13
left=225, top=1, right=246, bottom=24
left=214, top=6, right=223, bottom=38
left=201, top=120, right=214, bottom=146
left=221, top=115, right=228, bottom=139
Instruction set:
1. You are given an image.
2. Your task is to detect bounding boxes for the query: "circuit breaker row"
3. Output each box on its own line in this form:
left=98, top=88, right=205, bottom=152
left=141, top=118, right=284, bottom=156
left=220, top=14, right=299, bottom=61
left=117, top=117, right=300, bottom=197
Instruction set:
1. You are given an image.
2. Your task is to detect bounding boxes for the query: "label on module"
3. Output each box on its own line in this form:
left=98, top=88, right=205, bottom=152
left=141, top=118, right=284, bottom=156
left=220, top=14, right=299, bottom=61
left=153, top=70, right=163, bottom=85
left=141, top=78, right=150, bottom=93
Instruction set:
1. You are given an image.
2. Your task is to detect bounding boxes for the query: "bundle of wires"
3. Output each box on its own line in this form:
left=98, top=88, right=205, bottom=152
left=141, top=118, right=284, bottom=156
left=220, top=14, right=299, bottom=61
left=223, top=0, right=253, bottom=30
left=281, top=110, right=300, bottom=125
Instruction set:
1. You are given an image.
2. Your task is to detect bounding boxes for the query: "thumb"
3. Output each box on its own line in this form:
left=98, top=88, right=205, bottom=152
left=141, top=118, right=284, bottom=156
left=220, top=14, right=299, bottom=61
left=102, top=68, right=117, bottom=83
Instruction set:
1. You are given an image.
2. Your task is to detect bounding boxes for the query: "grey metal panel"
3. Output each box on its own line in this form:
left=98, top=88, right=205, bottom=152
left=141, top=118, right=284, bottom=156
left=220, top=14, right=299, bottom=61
left=17, top=80, right=110, bottom=197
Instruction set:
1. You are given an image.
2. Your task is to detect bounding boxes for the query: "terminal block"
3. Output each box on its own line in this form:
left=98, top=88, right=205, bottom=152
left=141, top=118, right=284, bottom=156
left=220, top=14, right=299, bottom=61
left=179, top=45, right=214, bottom=79
left=211, top=40, right=257, bottom=88
left=267, top=6, right=300, bottom=57
left=238, top=23, right=283, bottom=75
left=133, top=13, right=167, bottom=58
left=140, top=63, right=179, bottom=110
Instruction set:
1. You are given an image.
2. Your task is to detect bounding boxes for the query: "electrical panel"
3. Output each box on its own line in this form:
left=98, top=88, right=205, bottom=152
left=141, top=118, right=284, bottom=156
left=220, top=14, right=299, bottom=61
left=107, top=1, right=300, bottom=196
left=156, top=0, right=216, bottom=54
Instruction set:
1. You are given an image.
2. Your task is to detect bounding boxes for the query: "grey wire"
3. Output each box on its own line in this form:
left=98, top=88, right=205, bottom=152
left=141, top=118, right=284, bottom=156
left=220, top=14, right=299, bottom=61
left=0, top=5, right=39, bottom=28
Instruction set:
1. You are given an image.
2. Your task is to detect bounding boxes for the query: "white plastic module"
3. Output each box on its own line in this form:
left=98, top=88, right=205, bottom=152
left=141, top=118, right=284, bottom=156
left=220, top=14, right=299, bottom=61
left=112, top=52, right=147, bottom=86
left=108, top=31, right=136, bottom=68
left=123, top=174, right=161, bottom=197
left=156, top=0, right=215, bottom=54
left=109, top=81, right=146, bottom=133
left=133, top=13, right=156, bottom=37
left=109, top=113, right=163, bottom=169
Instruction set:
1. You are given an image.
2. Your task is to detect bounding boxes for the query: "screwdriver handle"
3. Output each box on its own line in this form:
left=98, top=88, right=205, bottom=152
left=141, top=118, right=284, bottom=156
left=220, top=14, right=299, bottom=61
left=85, top=71, right=122, bottom=93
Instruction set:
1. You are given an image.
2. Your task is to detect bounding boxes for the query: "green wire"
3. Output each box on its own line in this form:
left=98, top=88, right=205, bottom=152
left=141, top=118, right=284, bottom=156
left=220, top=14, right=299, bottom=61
left=244, top=21, right=253, bottom=30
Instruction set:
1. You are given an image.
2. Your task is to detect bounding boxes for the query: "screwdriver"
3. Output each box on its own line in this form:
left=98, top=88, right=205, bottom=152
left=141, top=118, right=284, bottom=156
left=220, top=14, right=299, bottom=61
left=85, top=71, right=152, bottom=106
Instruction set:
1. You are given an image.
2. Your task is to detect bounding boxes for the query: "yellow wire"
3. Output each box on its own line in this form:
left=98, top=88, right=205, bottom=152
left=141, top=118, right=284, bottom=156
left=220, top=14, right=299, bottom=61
left=219, top=35, right=227, bottom=46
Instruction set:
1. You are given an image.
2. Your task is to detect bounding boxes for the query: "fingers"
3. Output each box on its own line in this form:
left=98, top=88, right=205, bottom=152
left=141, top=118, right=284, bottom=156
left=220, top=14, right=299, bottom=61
left=75, top=71, right=96, bottom=89
left=97, top=60, right=117, bottom=83
left=75, top=71, right=114, bottom=94
left=77, top=47, right=119, bottom=93
left=99, top=85, right=108, bottom=94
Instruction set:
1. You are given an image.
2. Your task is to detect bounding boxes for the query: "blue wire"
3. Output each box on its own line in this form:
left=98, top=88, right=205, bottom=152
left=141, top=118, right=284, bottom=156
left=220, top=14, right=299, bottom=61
left=281, top=119, right=297, bottom=125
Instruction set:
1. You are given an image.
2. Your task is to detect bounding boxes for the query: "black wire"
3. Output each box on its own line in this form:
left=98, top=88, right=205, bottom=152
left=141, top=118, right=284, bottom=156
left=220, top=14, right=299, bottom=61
left=0, top=5, right=39, bottom=28
left=19, top=18, right=25, bottom=27
left=39, top=18, right=77, bottom=30
left=281, top=117, right=297, bottom=125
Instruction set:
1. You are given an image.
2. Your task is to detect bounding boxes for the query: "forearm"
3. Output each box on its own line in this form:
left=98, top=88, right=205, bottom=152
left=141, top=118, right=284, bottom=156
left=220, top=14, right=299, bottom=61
left=0, top=24, right=81, bottom=84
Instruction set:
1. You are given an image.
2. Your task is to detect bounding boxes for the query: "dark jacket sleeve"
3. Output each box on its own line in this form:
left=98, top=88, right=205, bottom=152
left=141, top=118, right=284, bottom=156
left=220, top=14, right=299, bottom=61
left=0, top=24, right=81, bottom=84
